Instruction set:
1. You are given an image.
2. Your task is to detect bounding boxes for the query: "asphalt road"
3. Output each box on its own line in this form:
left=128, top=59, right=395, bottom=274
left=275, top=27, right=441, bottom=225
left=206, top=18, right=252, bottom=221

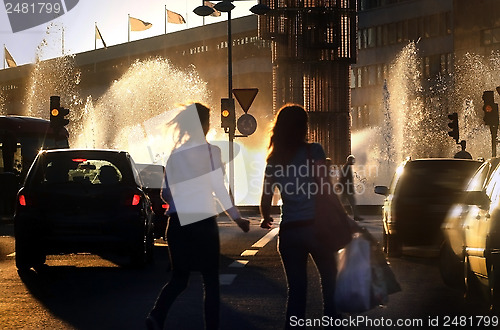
left=0, top=213, right=497, bottom=329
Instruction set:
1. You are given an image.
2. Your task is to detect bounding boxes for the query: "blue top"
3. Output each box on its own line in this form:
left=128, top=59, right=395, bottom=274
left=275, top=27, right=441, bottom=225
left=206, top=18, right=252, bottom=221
left=264, top=143, right=326, bottom=223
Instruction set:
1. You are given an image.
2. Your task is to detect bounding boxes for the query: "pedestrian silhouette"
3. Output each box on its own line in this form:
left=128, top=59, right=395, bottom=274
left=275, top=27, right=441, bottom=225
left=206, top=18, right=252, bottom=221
left=454, top=140, right=472, bottom=159
left=339, top=155, right=363, bottom=221
left=146, top=102, right=249, bottom=330
left=260, top=104, right=343, bottom=329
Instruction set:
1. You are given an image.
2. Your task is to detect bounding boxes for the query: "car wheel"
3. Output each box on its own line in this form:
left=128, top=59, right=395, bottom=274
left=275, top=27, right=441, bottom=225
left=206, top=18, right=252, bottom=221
left=382, top=231, right=388, bottom=253
left=130, top=224, right=154, bottom=267
left=385, top=232, right=402, bottom=257
left=145, top=225, right=155, bottom=265
left=488, top=262, right=500, bottom=312
left=464, top=255, right=480, bottom=302
left=439, top=242, right=464, bottom=289
left=15, top=236, right=45, bottom=272
left=130, top=238, right=148, bottom=268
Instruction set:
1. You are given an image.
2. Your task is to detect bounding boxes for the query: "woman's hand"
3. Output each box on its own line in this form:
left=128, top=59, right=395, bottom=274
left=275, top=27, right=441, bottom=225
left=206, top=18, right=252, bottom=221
left=235, top=218, right=250, bottom=232
left=260, top=217, right=273, bottom=229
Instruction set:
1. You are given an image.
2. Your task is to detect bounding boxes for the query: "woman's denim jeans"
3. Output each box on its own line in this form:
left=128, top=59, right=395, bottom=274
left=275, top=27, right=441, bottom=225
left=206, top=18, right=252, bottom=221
left=278, top=224, right=338, bottom=329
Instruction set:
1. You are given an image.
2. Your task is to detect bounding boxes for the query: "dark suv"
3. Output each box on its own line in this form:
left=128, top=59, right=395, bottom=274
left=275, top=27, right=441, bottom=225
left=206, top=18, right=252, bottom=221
left=14, top=149, right=155, bottom=271
left=375, top=158, right=481, bottom=257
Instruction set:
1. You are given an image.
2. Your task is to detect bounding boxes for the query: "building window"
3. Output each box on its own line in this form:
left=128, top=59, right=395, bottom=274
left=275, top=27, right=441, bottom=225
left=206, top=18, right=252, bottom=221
left=424, top=57, right=430, bottom=78
left=363, top=67, right=369, bottom=87
left=382, top=25, right=388, bottom=45
left=350, top=69, right=356, bottom=88
left=408, top=18, right=418, bottom=41
left=388, top=23, right=396, bottom=44
left=368, top=66, right=377, bottom=86
left=429, top=14, right=439, bottom=37
left=482, top=27, right=500, bottom=46
left=377, top=65, right=383, bottom=85
left=440, top=54, right=447, bottom=75
left=327, top=26, right=334, bottom=44
left=376, top=25, right=383, bottom=46
left=367, top=27, right=376, bottom=48
left=396, top=21, right=403, bottom=43
left=445, top=12, right=452, bottom=35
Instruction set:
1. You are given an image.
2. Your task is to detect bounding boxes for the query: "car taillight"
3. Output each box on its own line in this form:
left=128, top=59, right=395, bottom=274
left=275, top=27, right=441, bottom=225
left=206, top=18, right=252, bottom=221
left=132, top=194, right=141, bottom=206
left=162, top=203, right=170, bottom=211
left=19, top=195, right=26, bottom=206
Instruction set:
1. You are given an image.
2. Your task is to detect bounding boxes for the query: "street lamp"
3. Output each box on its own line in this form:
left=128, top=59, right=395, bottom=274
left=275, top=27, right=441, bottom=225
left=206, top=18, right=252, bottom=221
left=193, top=1, right=270, bottom=203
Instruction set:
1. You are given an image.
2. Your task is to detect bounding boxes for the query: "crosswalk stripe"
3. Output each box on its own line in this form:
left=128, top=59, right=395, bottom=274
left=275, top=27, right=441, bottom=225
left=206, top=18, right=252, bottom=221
left=219, top=274, right=237, bottom=285
left=251, top=228, right=279, bottom=248
left=229, top=260, right=249, bottom=268
left=241, top=249, right=258, bottom=257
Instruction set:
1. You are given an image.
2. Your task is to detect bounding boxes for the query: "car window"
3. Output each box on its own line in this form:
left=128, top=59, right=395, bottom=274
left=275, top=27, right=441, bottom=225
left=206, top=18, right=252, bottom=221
left=486, top=164, right=500, bottom=206
left=465, top=162, right=490, bottom=192
left=41, top=158, right=123, bottom=185
left=137, top=165, right=164, bottom=189
left=395, top=161, right=480, bottom=197
left=388, top=162, right=406, bottom=194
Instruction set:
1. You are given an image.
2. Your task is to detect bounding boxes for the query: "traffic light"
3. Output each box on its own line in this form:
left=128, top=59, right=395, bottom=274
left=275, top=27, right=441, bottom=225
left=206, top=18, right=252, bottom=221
left=221, top=98, right=235, bottom=132
left=483, top=90, right=499, bottom=127
left=447, top=112, right=459, bottom=143
left=49, top=95, right=70, bottom=132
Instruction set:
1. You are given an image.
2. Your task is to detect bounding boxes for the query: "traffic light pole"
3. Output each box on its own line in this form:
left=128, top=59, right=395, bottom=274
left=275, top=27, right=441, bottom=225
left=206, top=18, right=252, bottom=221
left=227, top=9, right=235, bottom=204
left=483, top=90, right=500, bottom=157
left=491, top=126, right=498, bottom=157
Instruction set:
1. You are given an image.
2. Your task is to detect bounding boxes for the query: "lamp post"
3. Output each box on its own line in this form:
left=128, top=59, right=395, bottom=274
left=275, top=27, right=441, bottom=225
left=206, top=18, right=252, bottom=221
left=194, top=1, right=270, bottom=204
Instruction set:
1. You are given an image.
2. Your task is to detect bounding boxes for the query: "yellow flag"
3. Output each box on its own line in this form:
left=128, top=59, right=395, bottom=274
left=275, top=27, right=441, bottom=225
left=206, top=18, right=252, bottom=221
left=4, top=46, right=17, bottom=68
left=95, top=25, right=107, bottom=48
left=166, top=10, right=186, bottom=24
left=129, top=16, right=153, bottom=31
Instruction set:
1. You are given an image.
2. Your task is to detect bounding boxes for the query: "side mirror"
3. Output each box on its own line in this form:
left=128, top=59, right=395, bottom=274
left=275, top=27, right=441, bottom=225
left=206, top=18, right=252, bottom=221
left=374, top=185, right=389, bottom=196
left=464, top=190, right=491, bottom=209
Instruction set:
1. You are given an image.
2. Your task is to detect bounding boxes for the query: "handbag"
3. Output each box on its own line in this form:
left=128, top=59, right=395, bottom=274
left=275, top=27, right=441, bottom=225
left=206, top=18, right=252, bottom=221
left=361, top=229, right=402, bottom=307
left=335, top=234, right=372, bottom=313
left=308, top=145, right=354, bottom=252
left=335, top=232, right=402, bottom=313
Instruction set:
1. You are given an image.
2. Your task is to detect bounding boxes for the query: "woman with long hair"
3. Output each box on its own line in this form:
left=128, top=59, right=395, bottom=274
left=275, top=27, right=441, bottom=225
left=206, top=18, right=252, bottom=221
left=260, top=104, right=342, bottom=329
left=146, top=102, right=250, bottom=330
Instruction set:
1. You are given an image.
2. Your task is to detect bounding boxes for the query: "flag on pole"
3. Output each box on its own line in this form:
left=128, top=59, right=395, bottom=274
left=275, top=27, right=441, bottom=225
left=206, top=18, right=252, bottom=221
left=4, top=46, right=17, bottom=68
left=204, top=1, right=221, bottom=17
left=166, top=9, right=186, bottom=24
left=95, top=25, right=107, bottom=48
left=129, top=16, right=153, bottom=31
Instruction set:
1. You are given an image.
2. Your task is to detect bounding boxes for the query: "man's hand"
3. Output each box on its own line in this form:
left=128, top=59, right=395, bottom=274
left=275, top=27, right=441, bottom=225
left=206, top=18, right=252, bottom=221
left=235, top=218, right=250, bottom=233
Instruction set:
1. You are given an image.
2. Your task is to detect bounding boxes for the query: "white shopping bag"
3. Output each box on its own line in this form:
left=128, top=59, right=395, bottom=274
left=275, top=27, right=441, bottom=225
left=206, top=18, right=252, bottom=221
left=335, top=235, right=372, bottom=313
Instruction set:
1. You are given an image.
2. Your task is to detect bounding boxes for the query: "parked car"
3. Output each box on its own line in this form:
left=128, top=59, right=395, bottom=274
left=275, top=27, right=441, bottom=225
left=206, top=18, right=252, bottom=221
left=374, top=158, right=482, bottom=257
left=14, top=149, right=155, bottom=271
left=440, top=158, right=500, bottom=288
left=136, top=163, right=168, bottom=239
left=462, top=161, right=500, bottom=310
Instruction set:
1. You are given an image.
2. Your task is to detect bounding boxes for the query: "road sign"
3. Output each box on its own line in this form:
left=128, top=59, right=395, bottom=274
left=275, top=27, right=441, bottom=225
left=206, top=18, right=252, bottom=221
left=232, top=88, right=258, bottom=113
left=237, top=114, right=257, bottom=136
